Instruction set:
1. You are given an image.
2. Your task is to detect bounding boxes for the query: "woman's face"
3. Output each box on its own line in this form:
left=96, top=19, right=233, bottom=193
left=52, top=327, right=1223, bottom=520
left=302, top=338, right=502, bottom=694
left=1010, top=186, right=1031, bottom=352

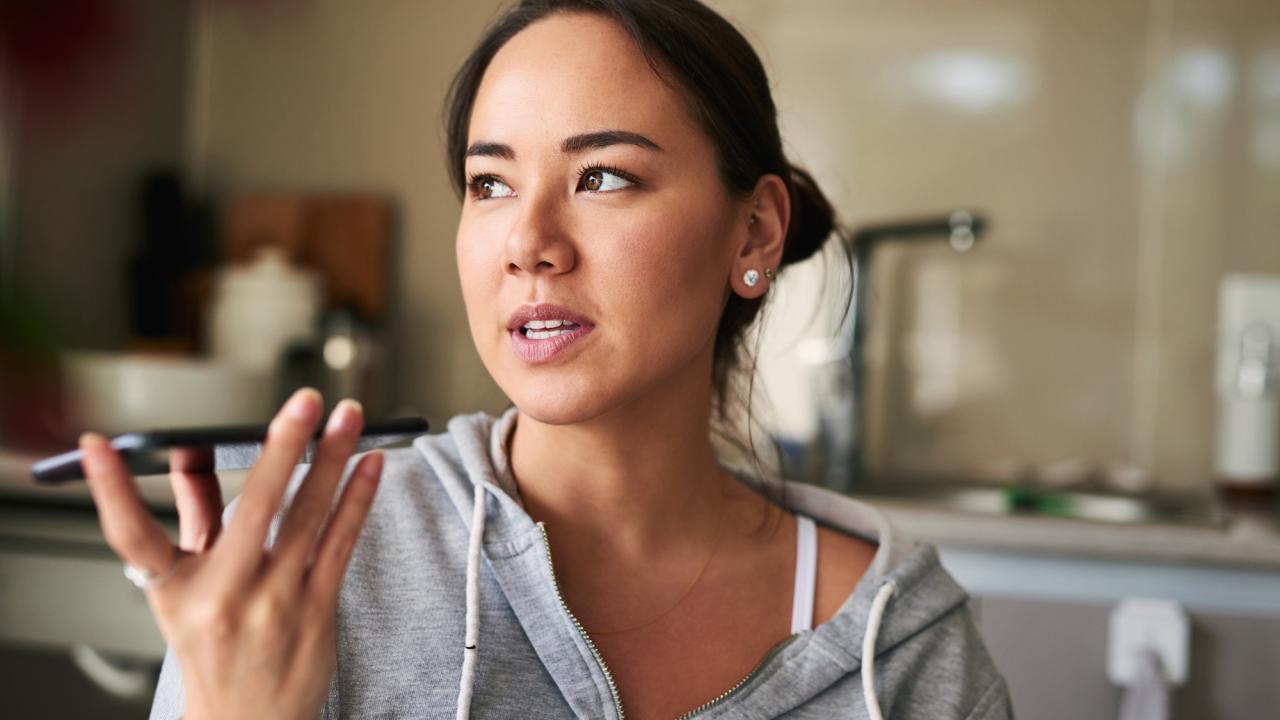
left=456, top=12, right=747, bottom=425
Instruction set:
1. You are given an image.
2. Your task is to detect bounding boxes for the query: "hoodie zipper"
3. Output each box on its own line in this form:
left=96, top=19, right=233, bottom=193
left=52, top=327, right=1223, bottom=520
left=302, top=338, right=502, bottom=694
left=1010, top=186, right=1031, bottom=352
left=537, top=522, right=627, bottom=718
left=536, top=521, right=800, bottom=720
left=673, top=633, right=797, bottom=719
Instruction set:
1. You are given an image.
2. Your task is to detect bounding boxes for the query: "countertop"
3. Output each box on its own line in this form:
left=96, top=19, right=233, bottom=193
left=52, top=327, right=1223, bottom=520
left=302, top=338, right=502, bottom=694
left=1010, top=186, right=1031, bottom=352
left=873, top=495, right=1280, bottom=570
left=4, top=445, right=1279, bottom=570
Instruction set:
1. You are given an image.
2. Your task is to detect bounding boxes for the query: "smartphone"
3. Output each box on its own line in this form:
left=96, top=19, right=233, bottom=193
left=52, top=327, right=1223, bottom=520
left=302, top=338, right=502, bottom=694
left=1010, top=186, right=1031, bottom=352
left=30, top=416, right=429, bottom=485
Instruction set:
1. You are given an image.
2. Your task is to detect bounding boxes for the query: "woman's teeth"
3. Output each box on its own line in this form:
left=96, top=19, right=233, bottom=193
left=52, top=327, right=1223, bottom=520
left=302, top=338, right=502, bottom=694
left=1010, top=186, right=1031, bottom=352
left=526, top=328, right=572, bottom=339
left=522, top=319, right=580, bottom=339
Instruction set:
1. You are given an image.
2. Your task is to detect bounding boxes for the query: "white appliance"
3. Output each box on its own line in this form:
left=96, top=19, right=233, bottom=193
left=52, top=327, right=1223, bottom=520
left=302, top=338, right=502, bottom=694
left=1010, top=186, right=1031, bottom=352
left=1214, top=274, right=1280, bottom=487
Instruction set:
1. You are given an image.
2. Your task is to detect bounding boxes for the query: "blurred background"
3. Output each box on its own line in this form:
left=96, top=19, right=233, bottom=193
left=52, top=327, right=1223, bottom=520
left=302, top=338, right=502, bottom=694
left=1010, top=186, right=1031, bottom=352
left=1, top=0, right=1278, bottom=718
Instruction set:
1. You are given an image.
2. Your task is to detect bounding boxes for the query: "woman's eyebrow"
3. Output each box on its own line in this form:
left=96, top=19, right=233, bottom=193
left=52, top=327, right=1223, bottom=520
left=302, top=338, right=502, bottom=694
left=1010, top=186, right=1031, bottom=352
left=464, top=130, right=663, bottom=160
left=465, top=142, right=515, bottom=160
left=561, top=130, right=662, bottom=154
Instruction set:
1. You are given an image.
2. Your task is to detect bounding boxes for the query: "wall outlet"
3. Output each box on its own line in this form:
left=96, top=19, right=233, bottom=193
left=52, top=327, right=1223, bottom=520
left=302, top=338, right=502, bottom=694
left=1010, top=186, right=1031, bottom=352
left=1107, top=597, right=1189, bottom=687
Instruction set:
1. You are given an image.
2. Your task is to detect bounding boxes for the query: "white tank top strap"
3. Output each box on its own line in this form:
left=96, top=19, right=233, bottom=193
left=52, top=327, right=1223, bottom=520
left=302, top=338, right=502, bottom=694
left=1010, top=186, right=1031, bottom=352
left=790, top=514, right=818, bottom=634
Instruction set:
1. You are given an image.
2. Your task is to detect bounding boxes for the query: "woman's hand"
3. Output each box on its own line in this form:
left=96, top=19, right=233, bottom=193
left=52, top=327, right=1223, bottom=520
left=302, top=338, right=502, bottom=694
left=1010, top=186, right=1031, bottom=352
left=79, top=388, right=383, bottom=720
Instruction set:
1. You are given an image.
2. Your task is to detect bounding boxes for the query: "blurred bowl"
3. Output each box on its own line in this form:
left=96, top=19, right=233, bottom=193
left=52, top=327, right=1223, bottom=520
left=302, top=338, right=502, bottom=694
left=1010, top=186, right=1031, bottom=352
left=62, top=351, right=276, bottom=434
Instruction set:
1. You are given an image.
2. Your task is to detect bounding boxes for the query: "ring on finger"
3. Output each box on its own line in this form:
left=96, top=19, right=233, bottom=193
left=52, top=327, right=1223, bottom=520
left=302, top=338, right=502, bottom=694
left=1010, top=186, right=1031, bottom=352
left=123, top=549, right=185, bottom=590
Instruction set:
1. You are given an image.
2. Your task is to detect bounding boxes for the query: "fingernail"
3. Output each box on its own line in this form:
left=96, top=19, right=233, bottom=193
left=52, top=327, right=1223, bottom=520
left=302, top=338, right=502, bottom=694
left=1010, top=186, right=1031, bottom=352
left=327, top=398, right=363, bottom=433
left=361, top=450, right=385, bottom=478
left=287, top=388, right=322, bottom=421
left=79, top=432, right=107, bottom=449
left=79, top=433, right=109, bottom=476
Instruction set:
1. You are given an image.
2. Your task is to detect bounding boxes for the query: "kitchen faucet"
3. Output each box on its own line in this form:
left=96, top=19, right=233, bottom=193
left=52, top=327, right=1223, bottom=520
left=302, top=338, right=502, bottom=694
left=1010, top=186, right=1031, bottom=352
left=813, top=210, right=988, bottom=493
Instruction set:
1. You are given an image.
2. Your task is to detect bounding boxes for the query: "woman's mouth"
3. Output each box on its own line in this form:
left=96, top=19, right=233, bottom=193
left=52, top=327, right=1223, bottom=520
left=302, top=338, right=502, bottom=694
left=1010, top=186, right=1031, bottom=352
left=510, top=321, right=594, bottom=363
left=521, top=320, right=581, bottom=340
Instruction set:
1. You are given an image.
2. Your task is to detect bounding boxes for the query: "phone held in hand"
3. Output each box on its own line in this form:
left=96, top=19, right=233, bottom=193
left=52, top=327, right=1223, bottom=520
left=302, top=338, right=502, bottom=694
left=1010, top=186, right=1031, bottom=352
left=30, top=416, right=429, bottom=484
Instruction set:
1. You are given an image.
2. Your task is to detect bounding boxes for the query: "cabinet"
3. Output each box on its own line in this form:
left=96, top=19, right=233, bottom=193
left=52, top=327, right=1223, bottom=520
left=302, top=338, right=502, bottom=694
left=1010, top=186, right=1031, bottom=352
left=931, top=543, right=1280, bottom=719
left=0, top=503, right=168, bottom=717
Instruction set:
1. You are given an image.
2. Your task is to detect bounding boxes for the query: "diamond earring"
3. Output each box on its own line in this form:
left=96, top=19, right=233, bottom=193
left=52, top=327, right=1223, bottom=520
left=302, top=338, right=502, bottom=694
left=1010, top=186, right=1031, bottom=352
left=744, top=269, right=760, bottom=287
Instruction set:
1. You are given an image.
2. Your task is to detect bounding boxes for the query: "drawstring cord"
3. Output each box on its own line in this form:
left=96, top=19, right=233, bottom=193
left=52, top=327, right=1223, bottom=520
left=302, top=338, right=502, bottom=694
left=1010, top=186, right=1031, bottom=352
left=455, top=473, right=897, bottom=720
left=455, top=482, right=489, bottom=719
left=861, top=579, right=897, bottom=720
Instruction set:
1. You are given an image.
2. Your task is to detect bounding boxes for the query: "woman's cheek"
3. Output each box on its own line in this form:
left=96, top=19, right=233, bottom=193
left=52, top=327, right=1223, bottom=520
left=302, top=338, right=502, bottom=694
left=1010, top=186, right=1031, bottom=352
left=455, top=244, right=493, bottom=349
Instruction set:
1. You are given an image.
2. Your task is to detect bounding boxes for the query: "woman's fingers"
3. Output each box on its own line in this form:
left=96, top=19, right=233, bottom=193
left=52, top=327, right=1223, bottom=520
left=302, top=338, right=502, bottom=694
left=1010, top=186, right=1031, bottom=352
left=80, top=433, right=181, bottom=580
left=169, top=446, right=223, bottom=552
left=214, top=388, right=324, bottom=583
left=307, top=450, right=383, bottom=606
left=270, top=399, right=365, bottom=575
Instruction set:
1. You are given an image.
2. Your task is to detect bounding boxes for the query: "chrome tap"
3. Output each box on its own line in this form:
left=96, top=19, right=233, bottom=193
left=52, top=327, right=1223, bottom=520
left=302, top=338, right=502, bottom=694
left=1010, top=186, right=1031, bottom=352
left=812, top=210, right=988, bottom=493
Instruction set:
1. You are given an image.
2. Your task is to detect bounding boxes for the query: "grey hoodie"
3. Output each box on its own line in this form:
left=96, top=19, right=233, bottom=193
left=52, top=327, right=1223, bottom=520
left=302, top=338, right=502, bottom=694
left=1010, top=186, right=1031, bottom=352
left=150, top=406, right=1013, bottom=719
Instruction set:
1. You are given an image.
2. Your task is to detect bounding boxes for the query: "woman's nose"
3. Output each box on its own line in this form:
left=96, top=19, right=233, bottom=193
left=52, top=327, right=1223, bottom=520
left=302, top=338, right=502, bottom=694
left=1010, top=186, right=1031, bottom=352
left=503, top=196, right=576, bottom=277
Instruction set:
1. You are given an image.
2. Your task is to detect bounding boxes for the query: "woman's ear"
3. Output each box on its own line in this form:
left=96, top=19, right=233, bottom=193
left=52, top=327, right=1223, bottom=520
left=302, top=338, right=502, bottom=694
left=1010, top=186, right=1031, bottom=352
left=730, top=173, right=789, bottom=299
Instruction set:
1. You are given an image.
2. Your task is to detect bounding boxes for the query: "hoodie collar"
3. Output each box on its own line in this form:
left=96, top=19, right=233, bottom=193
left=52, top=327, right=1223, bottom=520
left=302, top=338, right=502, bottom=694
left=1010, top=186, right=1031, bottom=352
left=416, top=407, right=972, bottom=717
left=448, top=405, right=914, bottom=571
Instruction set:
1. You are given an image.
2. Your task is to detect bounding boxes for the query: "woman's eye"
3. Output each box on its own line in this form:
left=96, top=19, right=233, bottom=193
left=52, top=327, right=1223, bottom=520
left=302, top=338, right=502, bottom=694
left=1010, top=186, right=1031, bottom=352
left=471, top=176, right=514, bottom=200
left=579, top=169, right=633, bottom=193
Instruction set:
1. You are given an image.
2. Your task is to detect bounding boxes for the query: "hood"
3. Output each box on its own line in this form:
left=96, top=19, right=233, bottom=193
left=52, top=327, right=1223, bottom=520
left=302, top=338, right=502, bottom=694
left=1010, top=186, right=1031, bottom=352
left=414, top=406, right=974, bottom=719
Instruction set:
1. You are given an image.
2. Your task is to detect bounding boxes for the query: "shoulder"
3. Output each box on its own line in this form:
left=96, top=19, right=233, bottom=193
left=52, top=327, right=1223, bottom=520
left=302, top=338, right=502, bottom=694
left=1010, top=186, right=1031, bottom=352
left=813, top=522, right=877, bottom=626
left=873, top=544, right=1011, bottom=719
left=723, top=475, right=879, bottom=627
left=887, top=609, right=1013, bottom=719
left=963, top=675, right=1014, bottom=720
left=362, top=443, right=456, bottom=522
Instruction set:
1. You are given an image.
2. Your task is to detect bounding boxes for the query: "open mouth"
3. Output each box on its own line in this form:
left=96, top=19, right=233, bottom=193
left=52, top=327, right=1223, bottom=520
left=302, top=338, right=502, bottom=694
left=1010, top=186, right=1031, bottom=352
left=519, top=321, right=583, bottom=340
left=510, top=322, right=594, bottom=363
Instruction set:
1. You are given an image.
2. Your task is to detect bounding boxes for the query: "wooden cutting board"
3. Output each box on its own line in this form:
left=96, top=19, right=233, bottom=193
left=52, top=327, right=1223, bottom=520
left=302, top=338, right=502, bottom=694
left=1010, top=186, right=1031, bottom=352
left=224, top=193, right=391, bottom=322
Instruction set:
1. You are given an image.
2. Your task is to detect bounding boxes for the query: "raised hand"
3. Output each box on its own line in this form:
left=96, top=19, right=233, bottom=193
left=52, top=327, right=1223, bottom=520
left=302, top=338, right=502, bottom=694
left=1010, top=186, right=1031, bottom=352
left=79, top=388, right=383, bottom=720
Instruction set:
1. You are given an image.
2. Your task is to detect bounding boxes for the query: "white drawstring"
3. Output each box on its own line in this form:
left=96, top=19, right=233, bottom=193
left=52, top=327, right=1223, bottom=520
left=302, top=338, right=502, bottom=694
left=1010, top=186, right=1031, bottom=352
left=861, top=580, right=897, bottom=720
left=455, top=482, right=489, bottom=719
left=457, top=476, right=894, bottom=720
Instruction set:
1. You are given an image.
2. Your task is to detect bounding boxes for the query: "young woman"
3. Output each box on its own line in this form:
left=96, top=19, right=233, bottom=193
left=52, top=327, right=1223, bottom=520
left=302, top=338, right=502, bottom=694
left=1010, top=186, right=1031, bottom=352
left=80, top=1, right=1012, bottom=718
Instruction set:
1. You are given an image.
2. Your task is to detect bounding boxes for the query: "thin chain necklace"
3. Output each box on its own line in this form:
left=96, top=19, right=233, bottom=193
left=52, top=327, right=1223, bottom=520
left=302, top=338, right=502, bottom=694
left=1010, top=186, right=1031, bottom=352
left=586, top=498, right=726, bottom=636
left=508, top=431, right=729, bottom=636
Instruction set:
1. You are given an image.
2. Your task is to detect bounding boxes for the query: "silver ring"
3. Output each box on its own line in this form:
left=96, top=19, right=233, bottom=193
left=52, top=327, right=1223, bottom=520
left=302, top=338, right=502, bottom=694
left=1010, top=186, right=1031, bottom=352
left=123, top=554, right=181, bottom=590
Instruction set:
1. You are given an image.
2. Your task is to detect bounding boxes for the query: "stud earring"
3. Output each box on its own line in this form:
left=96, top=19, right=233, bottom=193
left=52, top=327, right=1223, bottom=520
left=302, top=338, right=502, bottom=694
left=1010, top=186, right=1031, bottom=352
left=764, top=267, right=775, bottom=280
left=744, top=269, right=760, bottom=287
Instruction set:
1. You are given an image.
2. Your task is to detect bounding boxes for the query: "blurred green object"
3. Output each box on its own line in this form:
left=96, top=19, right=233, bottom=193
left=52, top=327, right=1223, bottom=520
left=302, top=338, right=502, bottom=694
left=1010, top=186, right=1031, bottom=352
left=1003, top=486, right=1074, bottom=517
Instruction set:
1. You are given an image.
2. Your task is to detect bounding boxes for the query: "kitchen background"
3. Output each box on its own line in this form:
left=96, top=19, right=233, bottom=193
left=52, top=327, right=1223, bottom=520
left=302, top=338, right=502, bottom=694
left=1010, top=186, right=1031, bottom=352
left=1, top=0, right=1279, bottom=718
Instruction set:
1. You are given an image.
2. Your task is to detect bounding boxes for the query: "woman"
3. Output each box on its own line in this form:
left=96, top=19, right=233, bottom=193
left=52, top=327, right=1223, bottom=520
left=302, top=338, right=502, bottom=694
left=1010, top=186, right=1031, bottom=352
left=80, top=1, right=1012, bottom=718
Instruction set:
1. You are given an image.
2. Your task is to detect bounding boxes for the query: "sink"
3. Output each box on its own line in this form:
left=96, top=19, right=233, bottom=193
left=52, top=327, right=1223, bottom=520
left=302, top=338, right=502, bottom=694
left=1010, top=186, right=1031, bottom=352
left=854, top=476, right=1226, bottom=528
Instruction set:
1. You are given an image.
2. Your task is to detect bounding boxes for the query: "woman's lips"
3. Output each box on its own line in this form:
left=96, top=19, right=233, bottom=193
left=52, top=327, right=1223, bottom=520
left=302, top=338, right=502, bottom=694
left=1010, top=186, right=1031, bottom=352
left=506, top=303, right=594, bottom=331
left=509, top=324, right=595, bottom=364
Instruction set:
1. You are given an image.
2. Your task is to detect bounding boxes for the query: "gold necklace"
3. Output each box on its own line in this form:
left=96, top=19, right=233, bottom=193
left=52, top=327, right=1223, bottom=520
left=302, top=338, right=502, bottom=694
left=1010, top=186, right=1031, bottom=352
left=585, top=498, right=727, bottom=636
left=506, top=427, right=729, bottom=635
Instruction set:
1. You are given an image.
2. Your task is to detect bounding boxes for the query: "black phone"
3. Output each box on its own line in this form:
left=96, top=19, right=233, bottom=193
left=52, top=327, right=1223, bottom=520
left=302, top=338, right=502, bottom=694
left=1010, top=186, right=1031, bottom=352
left=30, top=416, right=429, bottom=485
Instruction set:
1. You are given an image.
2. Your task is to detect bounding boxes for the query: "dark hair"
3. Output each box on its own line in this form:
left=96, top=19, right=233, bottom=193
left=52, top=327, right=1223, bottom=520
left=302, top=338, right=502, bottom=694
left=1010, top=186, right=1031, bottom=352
left=445, top=0, right=850, bottom=525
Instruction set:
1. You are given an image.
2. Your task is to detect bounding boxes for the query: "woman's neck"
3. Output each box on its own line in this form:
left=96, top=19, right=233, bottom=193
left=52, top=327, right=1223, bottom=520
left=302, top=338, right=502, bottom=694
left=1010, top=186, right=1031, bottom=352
left=508, top=376, right=734, bottom=563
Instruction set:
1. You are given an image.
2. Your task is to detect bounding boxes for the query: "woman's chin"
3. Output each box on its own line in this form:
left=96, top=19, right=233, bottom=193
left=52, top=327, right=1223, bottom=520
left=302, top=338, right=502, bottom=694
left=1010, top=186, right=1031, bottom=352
left=507, top=390, right=605, bottom=426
